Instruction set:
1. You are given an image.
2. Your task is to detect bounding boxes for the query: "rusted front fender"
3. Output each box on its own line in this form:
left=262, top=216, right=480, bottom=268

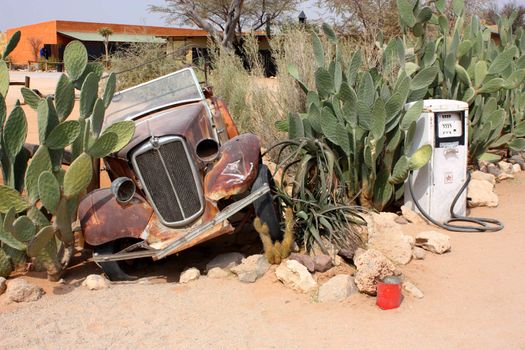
left=204, top=133, right=260, bottom=201
left=78, top=189, right=153, bottom=246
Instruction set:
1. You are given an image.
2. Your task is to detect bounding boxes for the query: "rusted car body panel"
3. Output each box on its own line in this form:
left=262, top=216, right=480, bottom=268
left=78, top=68, right=265, bottom=265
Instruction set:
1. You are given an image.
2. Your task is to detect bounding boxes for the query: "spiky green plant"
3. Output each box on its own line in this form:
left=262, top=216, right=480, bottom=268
left=284, top=24, right=433, bottom=210
left=0, top=36, right=135, bottom=280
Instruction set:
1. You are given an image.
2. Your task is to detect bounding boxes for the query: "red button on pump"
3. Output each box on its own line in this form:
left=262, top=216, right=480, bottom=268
left=376, top=276, right=402, bottom=310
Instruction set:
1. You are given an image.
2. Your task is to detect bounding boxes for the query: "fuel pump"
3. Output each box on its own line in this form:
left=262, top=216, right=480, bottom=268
left=404, top=99, right=503, bottom=232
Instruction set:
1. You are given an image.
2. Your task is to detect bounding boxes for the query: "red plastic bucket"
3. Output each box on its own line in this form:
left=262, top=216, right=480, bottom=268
left=376, top=276, right=402, bottom=310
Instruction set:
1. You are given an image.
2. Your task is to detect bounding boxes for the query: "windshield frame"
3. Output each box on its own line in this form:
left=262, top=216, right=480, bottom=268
left=106, top=67, right=205, bottom=123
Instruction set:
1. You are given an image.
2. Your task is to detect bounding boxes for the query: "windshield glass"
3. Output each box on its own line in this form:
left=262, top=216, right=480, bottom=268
left=105, top=68, right=203, bottom=122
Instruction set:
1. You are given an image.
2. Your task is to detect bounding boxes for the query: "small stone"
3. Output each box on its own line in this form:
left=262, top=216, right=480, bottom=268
left=365, top=213, right=413, bottom=265
left=497, top=172, right=514, bottom=182
left=314, top=254, right=333, bottom=272
left=0, top=277, right=6, bottom=295
left=468, top=179, right=498, bottom=208
left=394, top=216, right=409, bottom=225
left=412, top=247, right=427, bottom=260
left=401, top=205, right=427, bottom=224
left=403, top=281, right=424, bottom=299
left=289, top=253, right=315, bottom=272
left=512, top=164, right=521, bottom=173
left=471, top=170, right=496, bottom=185
left=57, top=278, right=66, bottom=285
left=333, top=255, right=343, bottom=266
left=479, top=165, right=488, bottom=173
left=415, top=231, right=451, bottom=254
left=206, top=252, right=244, bottom=272
left=318, top=275, right=357, bottom=302
left=6, top=279, right=44, bottom=302
left=498, top=161, right=513, bottom=174
left=82, top=274, right=111, bottom=290
left=179, top=268, right=200, bottom=283
left=509, top=155, right=525, bottom=170
left=487, top=164, right=502, bottom=177
left=231, top=254, right=270, bottom=283
left=207, top=267, right=231, bottom=279
left=354, top=249, right=396, bottom=295
left=275, top=259, right=318, bottom=293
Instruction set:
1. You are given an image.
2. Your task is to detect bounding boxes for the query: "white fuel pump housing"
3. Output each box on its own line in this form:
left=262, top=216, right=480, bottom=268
left=404, top=99, right=469, bottom=222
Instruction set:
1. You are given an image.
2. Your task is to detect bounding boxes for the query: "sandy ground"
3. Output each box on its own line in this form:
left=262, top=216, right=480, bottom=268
left=0, top=73, right=524, bottom=349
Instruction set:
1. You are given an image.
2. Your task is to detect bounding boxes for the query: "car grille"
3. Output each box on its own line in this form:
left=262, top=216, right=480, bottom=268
left=133, top=137, right=203, bottom=226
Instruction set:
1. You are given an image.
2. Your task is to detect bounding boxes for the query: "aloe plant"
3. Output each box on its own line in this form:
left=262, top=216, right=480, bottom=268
left=0, top=36, right=135, bottom=280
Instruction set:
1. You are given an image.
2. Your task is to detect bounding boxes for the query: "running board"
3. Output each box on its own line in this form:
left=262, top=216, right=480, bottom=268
left=92, top=184, right=270, bottom=263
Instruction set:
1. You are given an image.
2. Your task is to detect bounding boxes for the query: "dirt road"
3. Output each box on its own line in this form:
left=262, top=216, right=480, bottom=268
left=0, top=73, right=524, bottom=349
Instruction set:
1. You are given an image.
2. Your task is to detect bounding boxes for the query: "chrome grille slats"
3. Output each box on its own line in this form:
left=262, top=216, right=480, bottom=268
left=131, top=136, right=204, bottom=227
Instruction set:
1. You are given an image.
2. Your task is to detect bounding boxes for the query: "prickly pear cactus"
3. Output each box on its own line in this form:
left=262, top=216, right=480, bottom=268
left=0, top=34, right=135, bottom=279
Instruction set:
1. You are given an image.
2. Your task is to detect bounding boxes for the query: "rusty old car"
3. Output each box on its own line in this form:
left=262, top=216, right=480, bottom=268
left=78, top=68, right=282, bottom=280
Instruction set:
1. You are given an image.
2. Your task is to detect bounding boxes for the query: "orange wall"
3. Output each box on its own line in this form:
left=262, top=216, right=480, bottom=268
left=6, top=21, right=58, bottom=64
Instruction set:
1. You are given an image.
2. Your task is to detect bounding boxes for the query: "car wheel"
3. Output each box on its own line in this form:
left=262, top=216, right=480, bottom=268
left=251, top=164, right=283, bottom=241
left=93, top=241, right=138, bottom=281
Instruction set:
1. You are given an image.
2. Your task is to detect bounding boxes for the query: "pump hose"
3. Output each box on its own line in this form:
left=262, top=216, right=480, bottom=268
left=407, top=171, right=504, bottom=232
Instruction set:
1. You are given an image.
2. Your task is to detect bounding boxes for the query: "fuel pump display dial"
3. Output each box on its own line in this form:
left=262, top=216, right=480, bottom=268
left=437, top=112, right=462, bottom=138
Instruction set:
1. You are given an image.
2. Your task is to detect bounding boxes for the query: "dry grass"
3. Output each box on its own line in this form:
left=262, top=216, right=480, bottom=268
left=0, top=32, right=6, bottom=57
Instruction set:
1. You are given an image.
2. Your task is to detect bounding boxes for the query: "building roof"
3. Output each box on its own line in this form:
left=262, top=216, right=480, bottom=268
left=59, top=31, right=167, bottom=43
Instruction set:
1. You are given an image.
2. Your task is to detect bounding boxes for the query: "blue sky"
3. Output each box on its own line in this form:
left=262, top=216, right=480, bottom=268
left=0, top=0, right=522, bottom=31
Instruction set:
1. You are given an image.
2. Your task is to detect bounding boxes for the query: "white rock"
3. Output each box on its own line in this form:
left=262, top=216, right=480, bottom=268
left=415, top=231, right=451, bottom=254
left=275, top=260, right=318, bottom=293
left=471, top=170, right=496, bottom=185
left=207, top=267, right=231, bottom=279
left=318, top=275, right=357, bottom=302
left=82, top=274, right=111, bottom=290
left=467, top=179, right=498, bottom=208
left=498, top=161, right=513, bottom=174
left=354, top=249, right=396, bottom=295
left=403, top=281, right=424, bottom=299
left=512, top=164, right=521, bottom=174
left=179, top=268, right=201, bottom=283
left=6, top=279, right=44, bottom=302
left=365, top=212, right=413, bottom=265
left=206, top=252, right=244, bottom=272
left=412, top=247, right=427, bottom=260
left=497, top=173, right=514, bottom=181
left=401, top=205, right=427, bottom=224
left=0, top=277, right=7, bottom=295
left=230, top=254, right=270, bottom=283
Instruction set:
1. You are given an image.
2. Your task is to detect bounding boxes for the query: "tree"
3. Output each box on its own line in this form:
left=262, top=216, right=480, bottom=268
left=483, top=1, right=525, bottom=31
left=98, top=27, right=113, bottom=66
left=27, top=37, right=43, bottom=62
left=149, top=0, right=301, bottom=49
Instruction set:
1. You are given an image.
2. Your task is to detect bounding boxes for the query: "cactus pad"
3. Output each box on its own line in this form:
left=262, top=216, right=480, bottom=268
left=0, top=248, right=13, bottom=278
left=0, top=227, right=26, bottom=250
left=79, top=72, right=99, bottom=119
left=0, top=185, right=29, bottom=213
left=12, top=215, right=37, bottom=242
left=2, top=30, right=21, bottom=59
left=91, top=98, right=105, bottom=137
left=55, top=74, right=75, bottom=121
left=38, top=171, right=60, bottom=214
left=87, top=131, right=117, bottom=158
left=103, top=73, right=117, bottom=108
left=55, top=198, right=73, bottom=244
left=2, top=207, right=16, bottom=233
left=21, top=87, right=41, bottom=110
left=24, top=145, right=52, bottom=202
left=101, top=121, right=136, bottom=153
left=64, top=41, right=88, bottom=81
left=37, top=97, right=59, bottom=144
left=63, top=152, right=93, bottom=198
left=0, top=60, right=8, bottom=98
left=45, top=120, right=81, bottom=150
left=3, top=106, right=27, bottom=162
left=409, top=145, right=432, bottom=170
left=27, top=226, right=55, bottom=258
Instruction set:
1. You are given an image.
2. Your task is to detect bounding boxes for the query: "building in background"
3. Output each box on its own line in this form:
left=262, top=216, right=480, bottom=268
left=6, top=20, right=270, bottom=67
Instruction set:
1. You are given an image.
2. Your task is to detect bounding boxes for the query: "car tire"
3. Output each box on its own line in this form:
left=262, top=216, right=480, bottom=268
left=251, top=164, right=283, bottom=241
left=93, top=241, right=138, bottom=282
